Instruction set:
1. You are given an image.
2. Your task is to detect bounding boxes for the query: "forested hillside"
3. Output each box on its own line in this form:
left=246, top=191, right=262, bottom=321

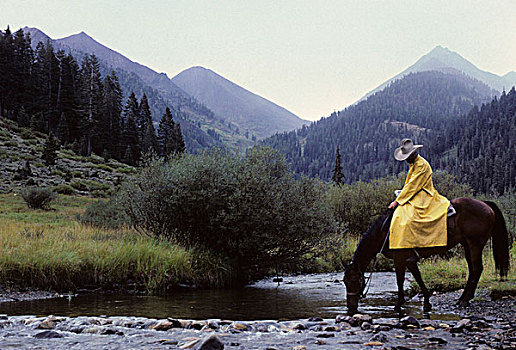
left=444, top=88, right=516, bottom=194
left=263, top=71, right=506, bottom=193
left=0, top=27, right=186, bottom=164
left=22, top=27, right=255, bottom=151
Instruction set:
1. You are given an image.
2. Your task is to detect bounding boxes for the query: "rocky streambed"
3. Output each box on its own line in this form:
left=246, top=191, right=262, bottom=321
left=0, top=273, right=514, bottom=349
left=0, top=304, right=514, bottom=350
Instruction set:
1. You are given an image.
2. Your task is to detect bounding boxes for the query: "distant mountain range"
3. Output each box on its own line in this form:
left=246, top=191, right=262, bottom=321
left=172, top=66, right=308, bottom=139
left=358, top=45, right=516, bottom=103
left=23, top=27, right=306, bottom=145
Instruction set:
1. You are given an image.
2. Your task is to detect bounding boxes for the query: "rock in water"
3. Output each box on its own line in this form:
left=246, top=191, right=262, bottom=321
left=194, top=335, right=224, bottom=350
left=400, top=316, right=420, bottom=328
left=34, top=330, right=64, bottom=339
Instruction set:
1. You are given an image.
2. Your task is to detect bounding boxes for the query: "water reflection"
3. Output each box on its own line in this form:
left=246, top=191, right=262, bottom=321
left=0, top=272, right=458, bottom=321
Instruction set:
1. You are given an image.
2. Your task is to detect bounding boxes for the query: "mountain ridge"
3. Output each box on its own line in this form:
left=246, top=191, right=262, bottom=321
left=172, top=66, right=308, bottom=139
left=357, top=45, right=515, bottom=103
left=23, top=26, right=305, bottom=143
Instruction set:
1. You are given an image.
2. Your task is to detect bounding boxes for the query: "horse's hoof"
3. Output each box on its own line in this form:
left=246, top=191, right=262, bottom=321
left=423, top=303, right=432, bottom=312
left=457, top=300, right=470, bottom=308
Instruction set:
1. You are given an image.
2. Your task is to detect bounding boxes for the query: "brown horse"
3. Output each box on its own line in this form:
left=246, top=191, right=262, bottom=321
left=343, top=198, right=510, bottom=315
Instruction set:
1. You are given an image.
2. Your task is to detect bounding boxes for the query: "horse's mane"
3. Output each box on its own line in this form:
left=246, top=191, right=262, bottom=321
left=350, top=208, right=394, bottom=271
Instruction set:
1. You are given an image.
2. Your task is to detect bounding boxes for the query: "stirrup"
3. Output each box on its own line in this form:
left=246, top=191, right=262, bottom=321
left=407, top=249, right=420, bottom=263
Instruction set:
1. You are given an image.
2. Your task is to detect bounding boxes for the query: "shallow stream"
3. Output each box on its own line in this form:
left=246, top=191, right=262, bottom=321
left=0, top=272, right=459, bottom=321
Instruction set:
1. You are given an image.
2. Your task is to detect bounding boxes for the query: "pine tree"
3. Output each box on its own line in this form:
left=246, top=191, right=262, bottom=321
left=173, top=122, right=186, bottom=154
left=138, top=93, right=158, bottom=154
left=122, top=94, right=140, bottom=165
left=57, top=112, right=69, bottom=144
left=102, top=71, right=123, bottom=159
left=79, top=54, right=103, bottom=156
left=138, top=93, right=152, bottom=140
left=331, top=146, right=344, bottom=185
left=42, top=132, right=59, bottom=166
left=157, top=107, right=175, bottom=159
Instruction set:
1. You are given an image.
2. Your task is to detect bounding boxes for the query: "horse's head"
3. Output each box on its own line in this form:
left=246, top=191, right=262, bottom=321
left=343, top=261, right=365, bottom=315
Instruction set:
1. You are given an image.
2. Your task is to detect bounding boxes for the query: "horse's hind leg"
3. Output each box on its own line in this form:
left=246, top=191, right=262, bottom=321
left=407, top=260, right=432, bottom=312
left=393, top=252, right=407, bottom=313
left=459, top=243, right=484, bottom=307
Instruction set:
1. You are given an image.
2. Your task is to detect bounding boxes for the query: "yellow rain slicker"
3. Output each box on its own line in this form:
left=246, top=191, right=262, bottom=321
left=389, top=155, right=449, bottom=249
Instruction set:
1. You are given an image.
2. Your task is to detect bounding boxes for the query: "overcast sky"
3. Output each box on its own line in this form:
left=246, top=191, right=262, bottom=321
left=2, top=0, right=516, bottom=120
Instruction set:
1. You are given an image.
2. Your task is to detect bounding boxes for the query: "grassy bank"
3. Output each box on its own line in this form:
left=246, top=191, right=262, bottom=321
left=0, top=193, right=233, bottom=293
left=410, top=246, right=516, bottom=297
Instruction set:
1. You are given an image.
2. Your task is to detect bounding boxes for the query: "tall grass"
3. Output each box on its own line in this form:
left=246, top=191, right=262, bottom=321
left=0, top=194, right=233, bottom=292
left=411, top=245, right=516, bottom=295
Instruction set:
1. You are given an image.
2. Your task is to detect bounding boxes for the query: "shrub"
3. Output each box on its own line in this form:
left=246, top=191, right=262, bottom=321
left=327, top=170, right=474, bottom=237
left=118, top=147, right=337, bottom=280
left=18, top=128, right=35, bottom=140
left=327, top=174, right=403, bottom=236
left=79, top=199, right=130, bottom=229
left=20, top=187, right=56, bottom=210
left=3, top=140, right=18, bottom=147
left=71, top=179, right=110, bottom=193
left=53, top=184, right=75, bottom=195
left=88, top=163, right=113, bottom=172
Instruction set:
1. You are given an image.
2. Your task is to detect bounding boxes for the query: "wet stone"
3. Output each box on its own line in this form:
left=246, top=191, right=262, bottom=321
left=33, top=330, right=64, bottom=339
left=451, top=318, right=471, bottom=333
left=150, top=320, right=174, bottom=331
left=36, top=319, right=55, bottom=329
left=193, top=335, right=224, bottom=350
left=361, top=322, right=372, bottom=330
left=369, top=332, right=389, bottom=343
left=400, top=316, right=420, bottom=328
left=335, top=314, right=355, bottom=325
left=316, top=333, right=335, bottom=338
left=82, top=326, right=103, bottom=334
left=323, top=325, right=339, bottom=332
left=429, top=337, right=448, bottom=345
left=308, top=317, right=323, bottom=322
left=190, top=321, right=208, bottom=330
left=292, top=322, right=307, bottom=330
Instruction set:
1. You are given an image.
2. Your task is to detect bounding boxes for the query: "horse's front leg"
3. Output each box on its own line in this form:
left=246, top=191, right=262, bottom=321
left=393, top=253, right=407, bottom=313
left=407, top=260, right=432, bottom=312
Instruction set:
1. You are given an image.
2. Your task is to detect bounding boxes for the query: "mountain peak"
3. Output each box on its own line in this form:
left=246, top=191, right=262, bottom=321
left=172, top=66, right=307, bottom=139
left=61, top=30, right=97, bottom=44
left=22, top=26, right=51, bottom=44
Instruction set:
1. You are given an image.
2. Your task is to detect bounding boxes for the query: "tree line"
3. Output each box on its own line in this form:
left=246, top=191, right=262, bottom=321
left=0, top=26, right=185, bottom=165
left=264, top=71, right=515, bottom=195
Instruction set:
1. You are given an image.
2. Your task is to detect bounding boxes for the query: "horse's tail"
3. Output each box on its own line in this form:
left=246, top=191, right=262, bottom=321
left=484, top=201, right=510, bottom=279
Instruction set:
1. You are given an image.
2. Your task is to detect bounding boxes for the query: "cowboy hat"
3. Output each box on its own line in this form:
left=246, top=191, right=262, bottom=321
left=394, top=138, right=423, bottom=161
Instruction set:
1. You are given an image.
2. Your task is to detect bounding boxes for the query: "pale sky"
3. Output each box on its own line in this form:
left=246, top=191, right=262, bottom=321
left=2, top=0, right=516, bottom=121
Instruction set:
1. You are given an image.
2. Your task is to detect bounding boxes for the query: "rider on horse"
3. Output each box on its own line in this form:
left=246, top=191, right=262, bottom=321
left=388, top=139, right=450, bottom=251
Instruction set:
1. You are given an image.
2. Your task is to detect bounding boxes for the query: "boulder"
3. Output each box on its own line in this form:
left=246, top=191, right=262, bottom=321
left=194, top=335, right=224, bottom=350
left=150, top=320, right=174, bottom=331
left=36, top=319, right=56, bottom=329
left=34, top=330, right=64, bottom=339
left=400, top=316, right=420, bottom=328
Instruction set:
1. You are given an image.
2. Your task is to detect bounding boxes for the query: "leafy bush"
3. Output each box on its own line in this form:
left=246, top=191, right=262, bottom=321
left=327, top=174, right=403, bottom=236
left=432, top=170, right=473, bottom=199
left=18, top=128, right=35, bottom=140
left=88, top=163, right=113, bottom=172
left=3, top=140, right=17, bottom=147
left=118, top=147, right=337, bottom=280
left=79, top=199, right=130, bottom=229
left=71, top=179, right=111, bottom=194
left=20, top=187, right=56, bottom=210
left=327, top=170, right=474, bottom=237
left=53, top=184, right=75, bottom=195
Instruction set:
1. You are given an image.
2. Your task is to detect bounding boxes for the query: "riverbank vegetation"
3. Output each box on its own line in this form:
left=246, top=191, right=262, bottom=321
left=0, top=193, right=233, bottom=292
left=1, top=146, right=514, bottom=295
